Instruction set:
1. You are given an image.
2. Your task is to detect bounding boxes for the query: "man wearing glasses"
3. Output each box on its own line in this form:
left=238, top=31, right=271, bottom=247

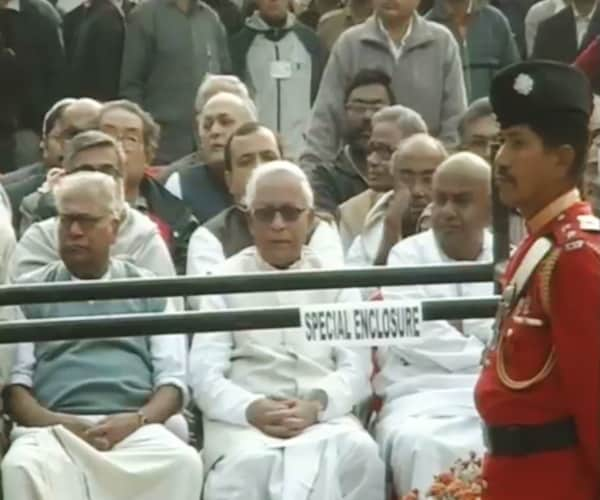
left=190, top=160, right=385, bottom=500
left=4, top=98, right=101, bottom=234
left=186, top=122, right=343, bottom=283
left=3, top=170, right=203, bottom=500
left=310, top=69, right=395, bottom=215
left=11, top=130, right=176, bottom=282
left=338, top=104, right=427, bottom=251
left=98, top=100, right=198, bottom=275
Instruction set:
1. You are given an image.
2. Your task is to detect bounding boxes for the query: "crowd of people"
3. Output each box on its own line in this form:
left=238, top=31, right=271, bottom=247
left=1, top=0, right=600, bottom=499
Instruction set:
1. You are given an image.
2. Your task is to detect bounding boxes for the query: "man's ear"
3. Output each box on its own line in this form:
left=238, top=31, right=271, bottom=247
left=555, top=144, right=576, bottom=181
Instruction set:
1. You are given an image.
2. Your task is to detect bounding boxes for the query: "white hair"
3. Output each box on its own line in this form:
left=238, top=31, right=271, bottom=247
left=199, top=91, right=258, bottom=121
left=244, top=160, right=314, bottom=209
left=372, top=105, right=428, bottom=137
left=195, top=74, right=251, bottom=113
left=54, top=171, right=125, bottom=219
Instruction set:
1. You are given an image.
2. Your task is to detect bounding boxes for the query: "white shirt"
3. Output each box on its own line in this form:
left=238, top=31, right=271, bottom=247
left=189, top=247, right=371, bottom=427
left=574, top=2, right=597, bottom=46
left=374, top=229, right=494, bottom=410
left=345, top=191, right=393, bottom=268
left=377, top=15, right=413, bottom=60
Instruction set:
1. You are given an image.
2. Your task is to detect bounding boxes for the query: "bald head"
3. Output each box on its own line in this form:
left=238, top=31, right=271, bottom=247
left=391, top=133, right=447, bottom=223
left=198, top=92, right=258, bottom=167
left=431, top=152, right=492, bottom=260
left=62, top=98, right=102, bottom=134
left=433, top=152, right=491, bottom=193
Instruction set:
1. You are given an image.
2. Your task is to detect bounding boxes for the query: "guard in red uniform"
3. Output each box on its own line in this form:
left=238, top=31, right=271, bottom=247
left=475, top=60, right=600, bottom=500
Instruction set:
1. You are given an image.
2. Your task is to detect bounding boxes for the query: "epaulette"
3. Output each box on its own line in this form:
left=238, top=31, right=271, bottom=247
left=551, top=214, right=599, bottom=245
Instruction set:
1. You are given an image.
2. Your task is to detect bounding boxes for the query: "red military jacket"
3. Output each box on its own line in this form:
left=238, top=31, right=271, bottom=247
left=475, top=190, right=600, bottom=500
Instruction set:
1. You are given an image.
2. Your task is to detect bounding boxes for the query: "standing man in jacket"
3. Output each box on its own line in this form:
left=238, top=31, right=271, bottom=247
left=230, top=0, right=326, bottom=160
left=0, top=0, right=65, bottom=171
left=301, top=0, right=467, bottom=170
left=426, top=0, right=519, bottom=102
left=532, top=0, right=600, bottom=63
left=65, top=0, right=126, bottom=101
left=120, top=0, right=231, bottom=164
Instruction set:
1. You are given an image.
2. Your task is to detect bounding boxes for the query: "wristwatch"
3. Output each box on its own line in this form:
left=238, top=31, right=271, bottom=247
left=136, top=409, right=149, bottom=428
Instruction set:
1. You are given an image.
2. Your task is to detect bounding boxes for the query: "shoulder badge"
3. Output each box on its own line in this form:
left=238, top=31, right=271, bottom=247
left=577, top=215, right=600, bottom=232
left=565, top=240, right=585, bottom=252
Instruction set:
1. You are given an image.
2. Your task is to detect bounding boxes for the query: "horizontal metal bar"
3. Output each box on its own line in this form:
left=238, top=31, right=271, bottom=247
left=0, top=263, right=494, bottom=306
left=0, top=296, right=499, bottom=344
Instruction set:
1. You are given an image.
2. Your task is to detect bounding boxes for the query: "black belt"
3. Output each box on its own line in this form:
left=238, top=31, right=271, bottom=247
left=483, top=419, right=578, bottom=457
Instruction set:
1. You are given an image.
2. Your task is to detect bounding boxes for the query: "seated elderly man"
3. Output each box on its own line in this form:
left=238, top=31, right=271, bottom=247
left=98, top=100, right=198, bottom=274
left=11, top=131, right=175, bottom=281
left=165, top=92, right=257, bottom=223
left=339, top=105, right=428, bottom=251
left=187, top=122, right=343, bottom=278
left=190, top=161, right=385, bottom=500
left=375, top=152, right=494, bottom=497
left=3, top=171, right=203, bottom=500
left=346, top=134, right=448, bottom=267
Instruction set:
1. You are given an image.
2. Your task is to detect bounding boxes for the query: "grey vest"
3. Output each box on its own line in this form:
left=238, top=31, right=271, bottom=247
left=21, top=260, right=167, bottom=415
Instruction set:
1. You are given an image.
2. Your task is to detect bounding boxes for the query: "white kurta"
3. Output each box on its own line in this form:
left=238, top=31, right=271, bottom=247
left=375, top=229, right=494, bottom=496
left=189, top=246, right=385, bottom=500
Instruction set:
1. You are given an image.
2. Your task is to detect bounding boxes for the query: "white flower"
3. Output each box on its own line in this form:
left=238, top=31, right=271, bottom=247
left=513, top=73, right=534, bottom=96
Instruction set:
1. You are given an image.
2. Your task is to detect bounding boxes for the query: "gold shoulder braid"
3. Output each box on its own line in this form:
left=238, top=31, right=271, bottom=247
left=496, top=247, right=561, bottom=390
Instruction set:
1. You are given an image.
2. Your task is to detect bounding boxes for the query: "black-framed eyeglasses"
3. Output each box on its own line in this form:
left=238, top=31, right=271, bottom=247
left=250, top=205, right=308, bottom=224
left=58, top=212, right=112, bottom=231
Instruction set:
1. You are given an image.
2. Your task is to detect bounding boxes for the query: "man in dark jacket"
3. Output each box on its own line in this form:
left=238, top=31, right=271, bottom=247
left=203, top=0, right=243, bottom=35
left=98, top=100, right=198, bottom=274
left=230, top=0, right=326, bottom=159
left=120, top=0, right=231, bottom=164
left=164, top=92, right=257, bottom=224
left=0, top=0, right=65, bottom=170
left=310, top=68, right=394, bottom=216
left=64, top=0, right=126, bottom=101
left=532, top=0, right=600, bottom=62
left=426, top=0, right=520, bottom=102
left=6, top=98, right=101, bottom=232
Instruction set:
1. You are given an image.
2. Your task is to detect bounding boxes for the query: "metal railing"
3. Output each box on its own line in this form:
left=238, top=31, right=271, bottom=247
left=0, top=263, right=499, bottom=344
left=0, top=263, right=494, bottom=306
left=0, top=296, right=499, bottom=344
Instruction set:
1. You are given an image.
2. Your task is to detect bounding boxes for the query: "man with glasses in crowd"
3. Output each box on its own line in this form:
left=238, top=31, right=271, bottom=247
left=186, top=122, right=343, bottom=282
left=310, top=69, right=395, bottom=215
left=11, top=130, right=176, bottom=281
left=3, top=169, right=202, bottom=500
left=15, top=98, right=103, bottom=236
left=98, top=100, right=198, bottom=274
left=338, top=104, right=427, bottom=251
left=190, top=160, right=384, bottom=500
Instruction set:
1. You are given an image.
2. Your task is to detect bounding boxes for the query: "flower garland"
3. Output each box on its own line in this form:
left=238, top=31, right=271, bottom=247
left=401, top=452, right=485, bottom=500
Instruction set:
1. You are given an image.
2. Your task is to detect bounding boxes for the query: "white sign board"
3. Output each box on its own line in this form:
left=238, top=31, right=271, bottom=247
left=300, top=300, right=422, bottom=346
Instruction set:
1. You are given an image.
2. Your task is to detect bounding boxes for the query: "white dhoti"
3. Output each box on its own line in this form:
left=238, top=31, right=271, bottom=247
left=203, top=417, right=385, bottom=500
left=375, top=389, right=485, bottom=497
left=2, top=423, right=204, bottom=500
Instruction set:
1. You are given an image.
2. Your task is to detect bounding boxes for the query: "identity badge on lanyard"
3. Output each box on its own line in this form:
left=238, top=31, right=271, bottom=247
left=270, top=60, right=293, bottom=80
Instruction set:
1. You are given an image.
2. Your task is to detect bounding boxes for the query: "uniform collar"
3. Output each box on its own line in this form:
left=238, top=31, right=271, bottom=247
left=526, top=188, right=581, bottom=234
